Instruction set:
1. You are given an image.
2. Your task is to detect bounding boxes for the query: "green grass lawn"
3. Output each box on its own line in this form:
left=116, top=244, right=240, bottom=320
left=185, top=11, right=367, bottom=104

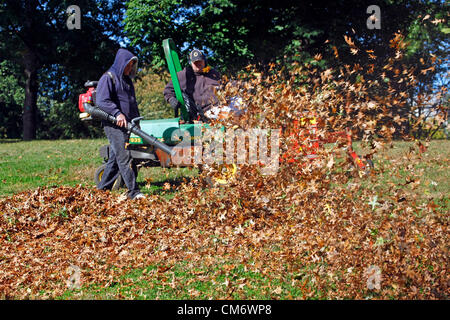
left=2, top=139, right=447, bottom=199
left=0, top=138, right=198, bottom=198
left=57, top=260, right=309, bottom=300
left=352, top=140, right=449, bottom=201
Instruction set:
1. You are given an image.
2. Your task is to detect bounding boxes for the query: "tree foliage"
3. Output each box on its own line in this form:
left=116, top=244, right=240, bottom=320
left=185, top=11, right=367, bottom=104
left=124, top=0, right=448, bottom=73
left=0, top=1, right=447, bottom=139
left=134, top=70, right=174, bottom=120
left=0, top=0, right=126, bottom=140
left=125, top=0, right=448, bottom=138
left=0, top=61, right=24, bottom=139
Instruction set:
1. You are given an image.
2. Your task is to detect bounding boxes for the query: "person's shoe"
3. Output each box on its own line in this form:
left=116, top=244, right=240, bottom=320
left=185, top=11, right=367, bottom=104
left=132, top=193, right=146, bottom=200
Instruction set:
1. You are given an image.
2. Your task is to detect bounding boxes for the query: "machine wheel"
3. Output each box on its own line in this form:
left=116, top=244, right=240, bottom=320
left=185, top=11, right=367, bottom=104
left=94, top=163, right=139, bottom=190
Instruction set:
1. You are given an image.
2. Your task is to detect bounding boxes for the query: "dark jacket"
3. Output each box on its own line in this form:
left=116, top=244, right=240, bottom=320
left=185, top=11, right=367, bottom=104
left=163, top=65, right=221, bottom=112
left=96, top=48, right=140, bottom=121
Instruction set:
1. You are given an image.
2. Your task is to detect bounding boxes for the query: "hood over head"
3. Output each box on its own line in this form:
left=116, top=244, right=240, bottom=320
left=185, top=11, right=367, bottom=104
left=110, top=48, right=138, bottom=79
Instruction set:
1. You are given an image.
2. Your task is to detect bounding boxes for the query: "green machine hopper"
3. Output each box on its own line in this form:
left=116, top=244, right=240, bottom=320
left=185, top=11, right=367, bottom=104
left=128, top=38, right=208, bottom=146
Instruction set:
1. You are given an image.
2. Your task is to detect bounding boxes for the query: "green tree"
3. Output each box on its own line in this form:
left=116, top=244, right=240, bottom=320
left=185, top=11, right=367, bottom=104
left=0, top=60, right=24, bottom=138
left=134, top=70, right=173, bottom=120
left=124, top=0, right=447, bottom=72
left=124, top=0, right=448, bottom=138
left=0, top=0, right=125, bottom=140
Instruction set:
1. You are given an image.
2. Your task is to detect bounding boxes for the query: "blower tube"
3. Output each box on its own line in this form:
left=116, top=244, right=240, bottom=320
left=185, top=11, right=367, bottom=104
left=83, top=103, right=174, bottom=156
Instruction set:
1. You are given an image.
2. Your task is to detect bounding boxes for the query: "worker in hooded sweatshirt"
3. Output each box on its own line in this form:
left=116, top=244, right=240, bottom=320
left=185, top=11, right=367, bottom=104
left=95, top=48, right=145, bottom=200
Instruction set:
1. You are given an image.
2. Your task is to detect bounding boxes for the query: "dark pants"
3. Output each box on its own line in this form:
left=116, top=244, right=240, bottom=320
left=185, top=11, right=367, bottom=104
left=97, top=124, right=140, bottom=198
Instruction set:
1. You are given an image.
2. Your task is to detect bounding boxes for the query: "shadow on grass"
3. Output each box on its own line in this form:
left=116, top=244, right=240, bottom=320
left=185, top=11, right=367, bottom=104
left=0, top=139, right=22, bottom=144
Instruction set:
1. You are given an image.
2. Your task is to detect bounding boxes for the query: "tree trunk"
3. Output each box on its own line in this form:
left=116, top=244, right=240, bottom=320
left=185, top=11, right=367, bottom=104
left=22, top=49, right=38, bottom=141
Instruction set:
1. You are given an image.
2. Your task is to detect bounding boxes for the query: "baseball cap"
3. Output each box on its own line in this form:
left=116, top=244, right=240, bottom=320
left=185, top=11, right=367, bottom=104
left=189, top=49, right=206, bottom=62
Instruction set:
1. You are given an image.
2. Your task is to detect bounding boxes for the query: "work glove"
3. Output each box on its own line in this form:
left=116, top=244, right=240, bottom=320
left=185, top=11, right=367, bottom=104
left=168, top=97, right=181, bottom=116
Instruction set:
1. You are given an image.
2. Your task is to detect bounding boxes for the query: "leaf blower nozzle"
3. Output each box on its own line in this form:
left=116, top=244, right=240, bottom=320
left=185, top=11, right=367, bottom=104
left=83, top=103, right=174, bottom=156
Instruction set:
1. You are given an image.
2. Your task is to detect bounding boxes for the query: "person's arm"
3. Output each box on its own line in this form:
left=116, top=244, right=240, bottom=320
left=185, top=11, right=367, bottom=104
left=96, top=73, right=121, bottom=118
left=163, top=79, right=178, bottom=106
left=164, top=68, right=190, bottom=115
left=163, top=79, right=181, bottom=116
left=96, top=73, right=127, bottom=127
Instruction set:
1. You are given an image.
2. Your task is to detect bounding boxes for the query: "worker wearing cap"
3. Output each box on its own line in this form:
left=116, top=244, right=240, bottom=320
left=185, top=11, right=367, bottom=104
left=163, top=49, right=221, bottom=118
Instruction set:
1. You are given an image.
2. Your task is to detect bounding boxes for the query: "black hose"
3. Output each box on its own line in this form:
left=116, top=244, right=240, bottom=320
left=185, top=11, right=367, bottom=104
left=182, top=92, right=208, bottom=123
left=83, top=103, right=174, bottom=156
